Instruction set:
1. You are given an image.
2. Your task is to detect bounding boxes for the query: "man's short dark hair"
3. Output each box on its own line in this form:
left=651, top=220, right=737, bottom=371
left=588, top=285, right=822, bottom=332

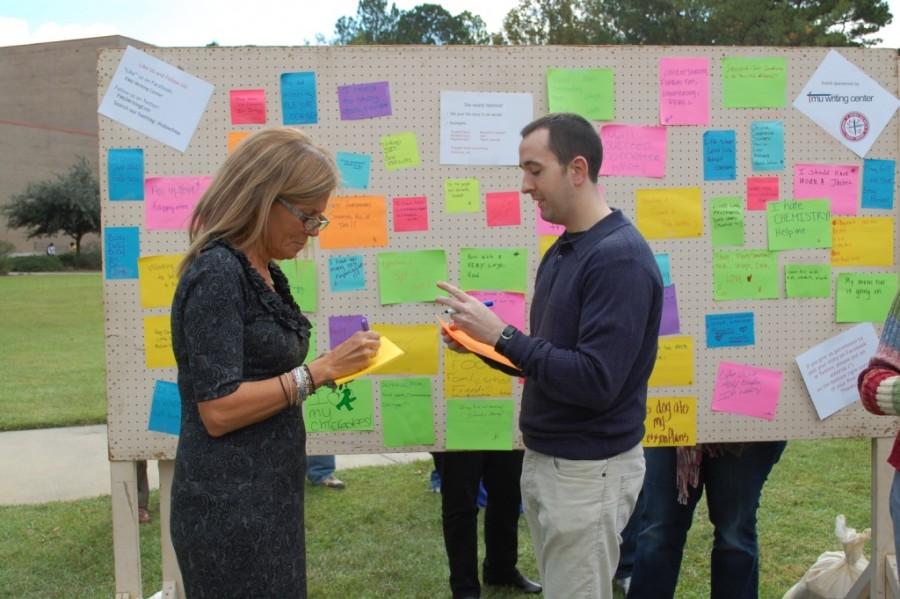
left=521, top=113, right=603, bottom=183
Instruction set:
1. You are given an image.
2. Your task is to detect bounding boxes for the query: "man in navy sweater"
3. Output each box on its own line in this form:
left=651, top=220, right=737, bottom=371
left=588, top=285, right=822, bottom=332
left=437, top=113, right=663, bottom=598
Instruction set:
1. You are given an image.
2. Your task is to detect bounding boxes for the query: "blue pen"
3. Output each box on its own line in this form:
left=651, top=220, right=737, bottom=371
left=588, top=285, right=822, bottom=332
left=442, top=301, right=493, bottom=315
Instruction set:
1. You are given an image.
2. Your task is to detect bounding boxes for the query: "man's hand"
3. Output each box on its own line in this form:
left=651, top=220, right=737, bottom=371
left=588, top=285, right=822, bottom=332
left=435, top=281, right=507, bottom=347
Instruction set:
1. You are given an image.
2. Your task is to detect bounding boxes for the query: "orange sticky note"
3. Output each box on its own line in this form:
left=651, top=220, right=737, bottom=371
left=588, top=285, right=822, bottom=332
left=227, top=131, right=252, bottom=154
left=318, top=195, right=388, bottom=249
left=438, top=318, right=516, bottom=369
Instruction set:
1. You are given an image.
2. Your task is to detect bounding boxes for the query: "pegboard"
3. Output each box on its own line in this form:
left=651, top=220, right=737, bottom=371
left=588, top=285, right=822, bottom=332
left=98, top=45, right=899, bottom=461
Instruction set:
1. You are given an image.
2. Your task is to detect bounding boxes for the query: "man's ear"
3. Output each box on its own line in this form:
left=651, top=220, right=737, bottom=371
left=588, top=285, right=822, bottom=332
left=567, top=155, right=590, bottom=185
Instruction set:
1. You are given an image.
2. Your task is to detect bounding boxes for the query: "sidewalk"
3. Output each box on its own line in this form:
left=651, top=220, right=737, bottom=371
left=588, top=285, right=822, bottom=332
left=0, top=425, right=429, bottom=506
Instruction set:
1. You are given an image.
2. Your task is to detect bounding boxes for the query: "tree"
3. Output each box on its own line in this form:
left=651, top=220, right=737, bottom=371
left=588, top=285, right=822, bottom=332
left=2, top=157, right=100, bottom=255
left=502, top=0, right=892, bottom=46
left=335, top=0, right=402, bottom=44
left=334, top=0, right=491, bottom=45
left=396, top=5, right=491, bottom=45
left=501, top=0, right=616, bottom=44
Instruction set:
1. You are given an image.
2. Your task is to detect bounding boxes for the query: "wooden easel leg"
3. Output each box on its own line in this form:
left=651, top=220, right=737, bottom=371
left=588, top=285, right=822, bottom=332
left=158, top=459, right=185, bottom=599
left=110, top=460, right=142, bottom=599
left=870, top=438, right=898, bottom=599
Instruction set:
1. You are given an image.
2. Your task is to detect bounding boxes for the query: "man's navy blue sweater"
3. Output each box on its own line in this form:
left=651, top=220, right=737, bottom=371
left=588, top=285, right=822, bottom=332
left=500, top=209, right=663, bottom=460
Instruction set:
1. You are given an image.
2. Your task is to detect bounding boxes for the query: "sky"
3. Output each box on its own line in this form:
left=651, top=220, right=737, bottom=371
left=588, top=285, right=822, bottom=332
left=1, top=0, right=899, bottom=48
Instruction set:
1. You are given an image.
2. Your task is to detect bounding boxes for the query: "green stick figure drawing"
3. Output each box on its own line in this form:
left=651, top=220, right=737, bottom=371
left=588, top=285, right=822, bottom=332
left=335, top=386, right=356, bottom=411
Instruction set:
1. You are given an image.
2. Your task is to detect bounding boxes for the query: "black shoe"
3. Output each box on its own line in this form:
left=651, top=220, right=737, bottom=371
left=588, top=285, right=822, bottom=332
left=484, top=570, right=542, bottom=594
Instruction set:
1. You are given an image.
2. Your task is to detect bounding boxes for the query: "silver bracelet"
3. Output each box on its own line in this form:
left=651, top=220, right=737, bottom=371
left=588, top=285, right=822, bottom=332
left=290, top=366, right=310, bottom=405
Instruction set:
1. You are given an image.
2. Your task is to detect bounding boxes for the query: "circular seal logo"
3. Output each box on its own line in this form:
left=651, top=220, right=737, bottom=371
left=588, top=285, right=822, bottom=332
left=840, top=112, right=869, bottom=142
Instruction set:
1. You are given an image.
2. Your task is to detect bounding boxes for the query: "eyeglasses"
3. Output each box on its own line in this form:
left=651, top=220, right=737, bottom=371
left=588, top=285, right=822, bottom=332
left=276, top=197, right=330, bottom=234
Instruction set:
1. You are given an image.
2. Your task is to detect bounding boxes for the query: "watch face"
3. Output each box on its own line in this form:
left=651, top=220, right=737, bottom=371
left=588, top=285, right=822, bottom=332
left=502, top=325, right=516, bottom=339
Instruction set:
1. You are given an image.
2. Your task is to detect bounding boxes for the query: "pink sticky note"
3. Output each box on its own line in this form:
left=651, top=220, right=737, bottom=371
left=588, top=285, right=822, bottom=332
left=229, top=89, right=266, bottom=125
left=659, top=57, right=710, bottom=126
left=145, top=176, right=213, bottom=230
left=486, top=192, right=521, bottom=227
left=536, top=212, right=564, bottom=236
left=469, top=291, right=526, bottom=332
left=392, top=196, right=428, bottom=232
left=712, top=361, right=783, bottom=421
left=746, top=176, right=779, bottom=211
left=599, top=125, right=667, bottom=178
left=794, top=163, right=860, bottom=216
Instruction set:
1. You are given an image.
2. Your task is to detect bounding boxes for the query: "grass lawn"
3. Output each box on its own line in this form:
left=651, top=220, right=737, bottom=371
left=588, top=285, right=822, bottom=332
left=0, top=440, right=872, bottom=599
left=0, top=274, right=106, bottom=430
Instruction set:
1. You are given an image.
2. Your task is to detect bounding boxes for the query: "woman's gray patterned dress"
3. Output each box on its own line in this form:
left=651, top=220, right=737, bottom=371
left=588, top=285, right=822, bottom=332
left=170, top=240, right=311, bottom=598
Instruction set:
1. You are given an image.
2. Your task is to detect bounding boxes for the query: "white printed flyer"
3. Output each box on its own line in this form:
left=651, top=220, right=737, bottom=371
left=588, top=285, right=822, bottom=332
left=440, top=91, right=533, bottom=166
left=793, top=49, right=899, bottom=158
left=98, top=46, right=215, bottom=153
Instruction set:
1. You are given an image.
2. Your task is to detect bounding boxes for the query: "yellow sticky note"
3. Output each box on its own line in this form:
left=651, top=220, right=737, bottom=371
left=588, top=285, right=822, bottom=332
left=380, top=132, right=421, bottom=171
left=143, top=314, right=175, bottom=368
left=831, top=217, right=894, bottom=266
left=636, top=187, right=703, bottom=239
left=538, top=235, right=557, bottom=258
left=138, top=254, right=183, bottom=309
left=370, top=324, right=439, bottom=375
left=643, top=396, right=697, bottom=446
left=444, top=349, right=511, bottom=397
left=444, top=178, right=481, bottom=213
left=649, top=336, right=694, bottom=387
left=227, top=131, right=252, bottom=154
left=334, top=336, right=405, bottom=386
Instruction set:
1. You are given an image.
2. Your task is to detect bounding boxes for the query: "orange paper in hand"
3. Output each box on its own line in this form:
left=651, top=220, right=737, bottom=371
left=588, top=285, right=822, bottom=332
left=438, top=318, right=517, bottom=370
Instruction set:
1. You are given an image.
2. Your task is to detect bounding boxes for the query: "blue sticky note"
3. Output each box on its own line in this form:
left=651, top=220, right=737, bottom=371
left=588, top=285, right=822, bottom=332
left=104, top=227, right=140, bottom=280
left=108, top=148, right=144, bottom=201
left=703, top=130, right=736, bottom=181
left=335, top=152, right=372, bottom=190
left=280, top=72, right=318, bottom=125
left=750, top=121, right=784, bottom=172
left=329, top=255, right=366, bottom=292
left=862, top=158, right=895, bottom=210
left=148, top=380, right=181, bottom=436
left=705, top=312, right=755, bottom=348
left=654, top=253, right=672, bottom=287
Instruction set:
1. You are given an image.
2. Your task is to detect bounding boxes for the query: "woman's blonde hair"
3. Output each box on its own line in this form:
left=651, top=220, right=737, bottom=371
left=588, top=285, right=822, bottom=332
left=180, top=128, right=338, bottom=274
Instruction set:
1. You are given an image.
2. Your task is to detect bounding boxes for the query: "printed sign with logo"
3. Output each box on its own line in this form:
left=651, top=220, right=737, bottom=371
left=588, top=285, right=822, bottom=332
left=793, top=50, right=899, bottom=157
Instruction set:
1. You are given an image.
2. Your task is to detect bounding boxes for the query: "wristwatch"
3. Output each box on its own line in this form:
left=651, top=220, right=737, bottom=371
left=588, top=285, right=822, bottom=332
left=494, top=324, right=518, bottom=353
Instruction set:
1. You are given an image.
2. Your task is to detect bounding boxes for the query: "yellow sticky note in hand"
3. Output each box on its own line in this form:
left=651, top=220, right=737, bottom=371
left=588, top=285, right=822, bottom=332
left=334, top=336, right=405, bottom=386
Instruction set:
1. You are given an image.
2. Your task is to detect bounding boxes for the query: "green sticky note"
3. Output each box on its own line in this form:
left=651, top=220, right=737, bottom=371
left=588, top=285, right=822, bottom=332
left=444, top=178, right=480, bottom=213
left=785, top=264, right=831, bottom=298
left=713, top=250, right=779, bottom=300
left=767, top=200, right=832, bottom=251
left=710, top=196, right=745, bottom=247
left=380, top=378, right=435, bottom=447
left=445, top=399, right=514, bottom=450
left=460, top=247, right=528, bottom=292
left=377, top=250, right=448, bottom=304
left=307, top=327, right=317, bottom=361
left=836, top=273, right=898, bottom=322
left=721, top=57, right=786, bottom=108
left=303, top=379, right=374, bottom=433
left=380, top=131, right=421, bottom=171
left=279, top=259, right=317, bottom=312
left=547, top=68, right=614, bottom=121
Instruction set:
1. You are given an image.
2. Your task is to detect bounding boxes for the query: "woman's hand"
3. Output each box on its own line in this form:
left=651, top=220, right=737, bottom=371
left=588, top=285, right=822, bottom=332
left=308, top=331, right=381, bottom=384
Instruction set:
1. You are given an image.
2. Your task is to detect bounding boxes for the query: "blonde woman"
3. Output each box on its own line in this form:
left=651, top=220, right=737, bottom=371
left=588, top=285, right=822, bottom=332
left=169, top=128, right=380, bottom=598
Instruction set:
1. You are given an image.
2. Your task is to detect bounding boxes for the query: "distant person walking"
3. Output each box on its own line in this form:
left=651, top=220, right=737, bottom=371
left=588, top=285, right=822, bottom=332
left=46, top=242, right=56, bottom=256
